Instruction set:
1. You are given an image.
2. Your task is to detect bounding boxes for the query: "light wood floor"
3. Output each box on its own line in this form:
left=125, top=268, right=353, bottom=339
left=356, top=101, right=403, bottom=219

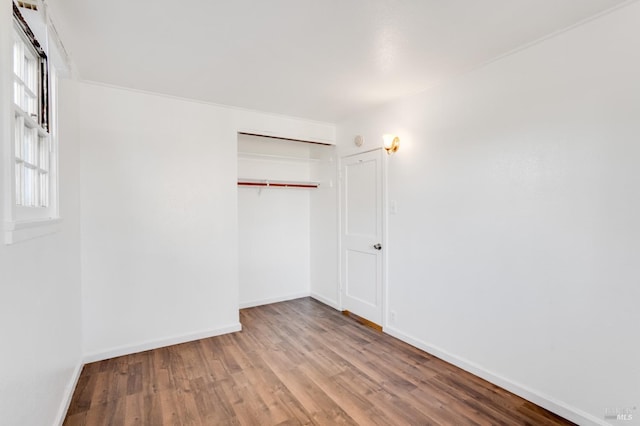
left=64, top=297, right=574, bottom=425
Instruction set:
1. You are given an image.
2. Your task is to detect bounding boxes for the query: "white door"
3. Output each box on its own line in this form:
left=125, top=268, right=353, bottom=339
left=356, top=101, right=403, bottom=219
left=340, top=149, right=384, bottom=325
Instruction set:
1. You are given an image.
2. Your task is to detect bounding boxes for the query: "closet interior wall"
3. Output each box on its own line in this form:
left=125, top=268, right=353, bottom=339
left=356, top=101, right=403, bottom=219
left=237, top=134, right=337, bottom=308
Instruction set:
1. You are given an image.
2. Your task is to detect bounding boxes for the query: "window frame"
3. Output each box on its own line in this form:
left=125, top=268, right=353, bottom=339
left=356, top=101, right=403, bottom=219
left=4, top=2, right=60, bottom=244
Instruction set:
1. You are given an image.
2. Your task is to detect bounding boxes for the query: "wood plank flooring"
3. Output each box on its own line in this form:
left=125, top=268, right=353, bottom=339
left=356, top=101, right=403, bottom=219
left=64, top=297, right=574, bottom=425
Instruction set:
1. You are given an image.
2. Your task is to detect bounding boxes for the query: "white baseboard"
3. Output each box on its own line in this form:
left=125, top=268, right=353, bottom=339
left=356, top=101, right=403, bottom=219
left=54, top=360, right=84, bottom=426
left=239, top=292, right=310, bottom=309
left=383, top=326, right=607, bottom=426
left=83, top=323, right=242, bottom=363
left=310, top=292, right=340, bottom=311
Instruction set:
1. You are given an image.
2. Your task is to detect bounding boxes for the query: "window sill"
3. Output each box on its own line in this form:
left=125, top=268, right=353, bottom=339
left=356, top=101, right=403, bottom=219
left=4, top=217, right=62, bottom=245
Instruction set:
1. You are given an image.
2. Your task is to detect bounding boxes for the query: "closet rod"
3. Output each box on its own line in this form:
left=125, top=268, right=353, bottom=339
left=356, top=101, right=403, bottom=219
left=237, top=180, right=319, bottom=189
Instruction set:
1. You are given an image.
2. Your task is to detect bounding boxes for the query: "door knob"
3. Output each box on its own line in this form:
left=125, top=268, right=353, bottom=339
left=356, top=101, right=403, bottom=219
left=373, top=243, right=382, bottom=250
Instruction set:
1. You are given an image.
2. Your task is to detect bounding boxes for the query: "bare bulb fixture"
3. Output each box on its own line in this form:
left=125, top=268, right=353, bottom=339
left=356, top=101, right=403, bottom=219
left=383, top=134, right=400, bottom=154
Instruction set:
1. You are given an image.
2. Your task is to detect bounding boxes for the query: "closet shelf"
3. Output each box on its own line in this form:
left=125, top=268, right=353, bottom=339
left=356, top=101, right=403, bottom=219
left=237, top=151, right=325, bottom=163
left=237, top=178, right=319, bottom=189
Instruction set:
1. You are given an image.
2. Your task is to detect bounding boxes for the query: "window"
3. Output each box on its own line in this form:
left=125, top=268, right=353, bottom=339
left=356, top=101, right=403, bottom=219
left=4, top=2, right=60, bottom=244
left=13, top=3, right=50, bottom=208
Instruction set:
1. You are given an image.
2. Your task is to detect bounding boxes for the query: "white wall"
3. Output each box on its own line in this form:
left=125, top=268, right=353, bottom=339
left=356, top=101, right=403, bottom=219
left=0, top=6, right=82, bottom=425
left=310, top=148, right=339, bottom=308
left=337, top=3, right=640, bottom=425
left=77, top=82, right=240, bottom=359
left=238, top=135, right=312, bottom=307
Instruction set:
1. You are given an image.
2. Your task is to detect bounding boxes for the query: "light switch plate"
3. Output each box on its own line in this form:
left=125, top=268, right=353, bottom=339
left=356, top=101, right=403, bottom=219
left=390, top=200, right=398, bottom=215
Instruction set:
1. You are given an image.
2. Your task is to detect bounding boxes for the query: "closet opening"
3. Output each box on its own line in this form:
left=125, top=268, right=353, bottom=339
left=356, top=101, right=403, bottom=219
left=237, top=133, right=337, bottom=309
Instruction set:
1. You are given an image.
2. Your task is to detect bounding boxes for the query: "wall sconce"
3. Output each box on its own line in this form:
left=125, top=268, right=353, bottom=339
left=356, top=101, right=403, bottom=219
left=383, top=134, right=400, bottom=155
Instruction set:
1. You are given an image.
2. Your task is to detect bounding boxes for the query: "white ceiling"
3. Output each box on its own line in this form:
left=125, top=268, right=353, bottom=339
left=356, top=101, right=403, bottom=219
left=48, top=0, right=626, bottom=122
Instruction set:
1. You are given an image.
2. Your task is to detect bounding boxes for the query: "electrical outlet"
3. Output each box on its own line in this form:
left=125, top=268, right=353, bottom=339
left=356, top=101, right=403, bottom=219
left=390, top=310, right=397, bottom=323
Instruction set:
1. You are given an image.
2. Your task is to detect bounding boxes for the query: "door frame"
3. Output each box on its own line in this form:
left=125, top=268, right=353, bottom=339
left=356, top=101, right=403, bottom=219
left=338, top=148, right=388, bottom=329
